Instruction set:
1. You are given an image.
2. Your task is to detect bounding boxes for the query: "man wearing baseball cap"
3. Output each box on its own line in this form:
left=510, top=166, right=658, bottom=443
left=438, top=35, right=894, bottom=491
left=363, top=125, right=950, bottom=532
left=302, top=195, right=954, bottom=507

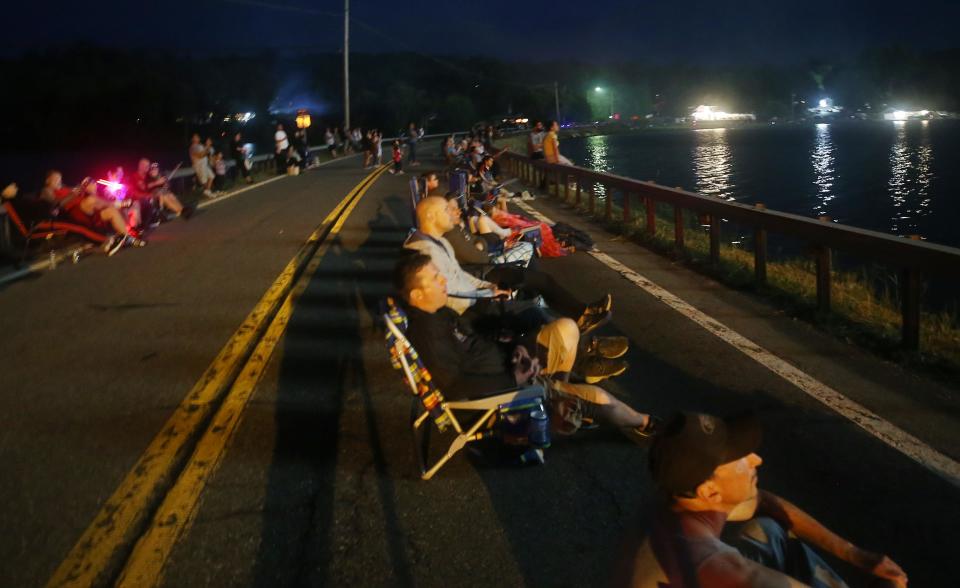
left=613, top=412, right=908, bottom=587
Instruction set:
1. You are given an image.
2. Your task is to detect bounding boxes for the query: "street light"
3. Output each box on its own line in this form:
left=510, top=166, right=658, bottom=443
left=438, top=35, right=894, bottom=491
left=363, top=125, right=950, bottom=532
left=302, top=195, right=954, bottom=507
left=296, top=109, right=312, bottom=129
left=595, top=86, right=614, bottom=118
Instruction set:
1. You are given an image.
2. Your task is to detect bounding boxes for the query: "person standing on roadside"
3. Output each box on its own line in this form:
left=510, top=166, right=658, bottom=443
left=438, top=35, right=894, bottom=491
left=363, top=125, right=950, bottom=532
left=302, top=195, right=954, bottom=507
left=528, top=121, right=545, bottom=160
left=274, top=123, right=290, bottom=175
left=373, top=130, right=383, bottom=165
left=231, top=132, right=253, bottom=184
left=189, top=133, right=214, bottom=197
left=324, top=127, right=338, bottom=158
left=406, top=122, right=421, bottom=167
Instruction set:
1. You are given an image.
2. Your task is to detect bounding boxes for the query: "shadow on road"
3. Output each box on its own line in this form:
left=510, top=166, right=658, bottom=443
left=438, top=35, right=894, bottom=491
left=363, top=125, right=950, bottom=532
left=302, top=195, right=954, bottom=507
left=252, top=194, right=413, bottom=587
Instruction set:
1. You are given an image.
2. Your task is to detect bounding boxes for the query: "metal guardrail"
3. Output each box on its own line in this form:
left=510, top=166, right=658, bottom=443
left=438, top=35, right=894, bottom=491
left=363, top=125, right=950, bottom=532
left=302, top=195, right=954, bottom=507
left=500, top=151, right=960, bottom=350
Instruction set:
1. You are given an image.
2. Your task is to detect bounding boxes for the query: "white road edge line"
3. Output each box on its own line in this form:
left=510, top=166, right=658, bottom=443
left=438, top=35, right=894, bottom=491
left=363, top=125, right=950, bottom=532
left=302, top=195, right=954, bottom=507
left=514, top=199, right=960, bottom=488
left=196, top=152, right=359, bottom=210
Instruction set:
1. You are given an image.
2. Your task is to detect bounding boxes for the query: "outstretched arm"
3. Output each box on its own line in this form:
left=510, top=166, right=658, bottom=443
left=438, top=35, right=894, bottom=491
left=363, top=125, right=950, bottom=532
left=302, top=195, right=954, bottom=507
left=757, top=490, right=908, bottom=587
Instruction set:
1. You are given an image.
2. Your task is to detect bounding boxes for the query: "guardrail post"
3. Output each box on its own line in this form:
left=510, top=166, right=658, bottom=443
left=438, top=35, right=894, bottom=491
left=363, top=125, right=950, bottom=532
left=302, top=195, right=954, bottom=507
left=575, top=179, right=582, bottom=207
left=623, top=192, right=631, bottom=223
left=900, top=268, right=921, bottom=350
left=564, top=175, right=571, bottom=202
left=588, top=184, right=596, bottom=215
left=754, top=203, right=767, bottom=285
left=645, top=198, right=656, bottom=236
left=815, top=246, right=831, bottom=312
left=554, top=169, right=562, bottom=199
left=674, top=206, right=684, bottom=249
left=815, top=216, right=832, bottom=312
left=605, top=186, right=612, bottom=221
left=709, top=215, right=721, bottom=266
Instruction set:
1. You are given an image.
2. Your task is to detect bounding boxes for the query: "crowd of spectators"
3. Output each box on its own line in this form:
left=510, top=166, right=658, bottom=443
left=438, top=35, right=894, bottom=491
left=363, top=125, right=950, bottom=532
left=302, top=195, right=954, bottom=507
left=387, top=120, right=909, bottom=588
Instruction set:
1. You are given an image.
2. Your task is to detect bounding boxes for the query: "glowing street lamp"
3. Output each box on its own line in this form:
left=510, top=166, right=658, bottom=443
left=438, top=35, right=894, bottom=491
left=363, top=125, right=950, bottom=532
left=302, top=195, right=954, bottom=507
left=295, top=109, right=312, bottom=129
left=594, top=86, right=614, bottom=118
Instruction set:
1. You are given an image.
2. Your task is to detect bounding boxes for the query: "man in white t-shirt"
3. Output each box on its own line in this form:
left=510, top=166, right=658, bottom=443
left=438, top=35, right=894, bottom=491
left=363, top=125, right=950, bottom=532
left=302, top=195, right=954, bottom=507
left=274, top=123, right=290, bottom=175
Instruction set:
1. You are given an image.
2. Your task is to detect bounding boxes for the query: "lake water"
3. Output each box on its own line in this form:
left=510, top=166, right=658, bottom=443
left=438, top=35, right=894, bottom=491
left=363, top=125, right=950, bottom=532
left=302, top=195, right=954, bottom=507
left=561, top=121, right=960, bottom=249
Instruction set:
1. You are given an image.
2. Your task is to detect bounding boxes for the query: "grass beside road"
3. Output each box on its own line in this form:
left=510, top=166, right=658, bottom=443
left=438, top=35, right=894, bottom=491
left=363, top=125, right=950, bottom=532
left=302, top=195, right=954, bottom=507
left=555, top=183, right=960, bottom=375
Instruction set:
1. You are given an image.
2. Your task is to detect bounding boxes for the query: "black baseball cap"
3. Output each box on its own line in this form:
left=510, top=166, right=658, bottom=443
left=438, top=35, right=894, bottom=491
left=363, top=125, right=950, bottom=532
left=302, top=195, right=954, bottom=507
left=649, top=411, right=762, bottom=496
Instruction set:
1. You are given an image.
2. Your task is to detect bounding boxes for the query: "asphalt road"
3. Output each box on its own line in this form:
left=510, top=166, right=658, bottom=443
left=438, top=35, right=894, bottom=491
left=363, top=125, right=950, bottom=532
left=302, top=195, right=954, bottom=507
left=0, top=151, right=957, bottom=587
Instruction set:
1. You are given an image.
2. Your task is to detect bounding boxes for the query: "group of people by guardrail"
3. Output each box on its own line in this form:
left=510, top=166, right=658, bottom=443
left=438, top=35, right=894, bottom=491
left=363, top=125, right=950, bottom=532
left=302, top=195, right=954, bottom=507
left=385, top=123, right=909, bottom=588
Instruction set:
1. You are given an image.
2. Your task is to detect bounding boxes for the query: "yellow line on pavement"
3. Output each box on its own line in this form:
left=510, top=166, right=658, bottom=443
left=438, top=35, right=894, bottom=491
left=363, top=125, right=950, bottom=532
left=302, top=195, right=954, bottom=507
left=46, top=165, right=388, bottom=588
left=114, top=163, right=390, bottom=588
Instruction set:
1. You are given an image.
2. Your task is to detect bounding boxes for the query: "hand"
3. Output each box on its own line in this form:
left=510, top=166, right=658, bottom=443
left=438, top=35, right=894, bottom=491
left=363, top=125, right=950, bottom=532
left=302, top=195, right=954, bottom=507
left=492, top=287, right=511, bottom=299
left=512, top=346, right=540, bottom=385
left=848, top=547, right=907, bottom=587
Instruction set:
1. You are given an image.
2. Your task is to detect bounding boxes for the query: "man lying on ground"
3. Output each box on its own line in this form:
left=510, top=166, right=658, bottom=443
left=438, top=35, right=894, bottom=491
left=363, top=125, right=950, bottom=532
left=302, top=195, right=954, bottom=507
left=39, top=170, right=146, bottom=255
left=405, top=196, right=612, bottom=347
left=613, top=411, right=908, bottom=588
left=393, top=252, right=657, bottom=438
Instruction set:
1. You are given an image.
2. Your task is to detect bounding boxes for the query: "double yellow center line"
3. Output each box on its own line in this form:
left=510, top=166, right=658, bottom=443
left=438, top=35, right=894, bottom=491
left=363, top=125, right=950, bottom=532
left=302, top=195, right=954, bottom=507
left=47, top=164, right=390, bottom=588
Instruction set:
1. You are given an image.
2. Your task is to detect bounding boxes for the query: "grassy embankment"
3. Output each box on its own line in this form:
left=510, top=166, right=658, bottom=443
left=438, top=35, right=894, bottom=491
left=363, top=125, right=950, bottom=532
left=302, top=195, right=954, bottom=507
left=496, top=133, right=960, bottom=375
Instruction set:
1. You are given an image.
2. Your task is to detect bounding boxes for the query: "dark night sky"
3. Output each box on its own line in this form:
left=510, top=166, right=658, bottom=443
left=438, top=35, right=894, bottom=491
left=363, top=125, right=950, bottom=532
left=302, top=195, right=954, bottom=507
left=6, top=0, right=960, bottom=62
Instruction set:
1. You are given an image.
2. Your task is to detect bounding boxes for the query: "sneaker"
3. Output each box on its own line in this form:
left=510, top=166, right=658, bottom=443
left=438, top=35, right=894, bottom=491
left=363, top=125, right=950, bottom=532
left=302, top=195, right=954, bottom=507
left=125, top=235, right=147, bottom=248
left=181, top=205, right=194, bottom=220
left=585, top=336, right=629, bottom=359
left=104, top=234, right=124, bottom=256
left=203, top=189, right=213, bottom=197
left=520, top=191, right=536, bottom=201
left=579, top=356, right=628, bottom=384
left=576, top=294, right=613, bottom=335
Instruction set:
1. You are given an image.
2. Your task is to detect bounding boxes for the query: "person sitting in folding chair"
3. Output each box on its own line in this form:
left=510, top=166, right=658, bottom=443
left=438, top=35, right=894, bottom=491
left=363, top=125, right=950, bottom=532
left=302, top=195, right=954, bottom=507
left=393, top=252, right=657, bottom=441
left=406, top=196, right=613, bottom=340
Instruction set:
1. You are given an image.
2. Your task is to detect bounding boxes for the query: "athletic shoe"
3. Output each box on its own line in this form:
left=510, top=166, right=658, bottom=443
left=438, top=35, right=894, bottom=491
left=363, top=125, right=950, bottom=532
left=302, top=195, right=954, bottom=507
left=104, top=234, right=125, bottom=256
left=520, top=191, right=536, bottom=201
left=180, top=205, right=194, bottom=220
left=203, top=189, right=213, bottom=197
left=580, top=356, right=628, bottom=384
left=125, top=235, right=147, bottom=248
left=584, top=336, right=629, bottom=359
left=576, top=295, right=613, bottom=335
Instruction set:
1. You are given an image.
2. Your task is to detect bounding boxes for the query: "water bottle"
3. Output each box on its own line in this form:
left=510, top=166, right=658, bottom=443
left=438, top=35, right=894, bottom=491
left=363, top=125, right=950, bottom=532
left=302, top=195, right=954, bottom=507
left=528, top=409, right=551, bottom=449
left=518, top=447, right=545, bottom=465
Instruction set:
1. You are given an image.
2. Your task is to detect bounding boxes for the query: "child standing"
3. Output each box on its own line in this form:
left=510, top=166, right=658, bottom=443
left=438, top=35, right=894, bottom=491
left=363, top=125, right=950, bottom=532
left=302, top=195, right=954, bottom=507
left=212, top=152, right=227, bottom=192
left=390, top=140, right=403, bottom=175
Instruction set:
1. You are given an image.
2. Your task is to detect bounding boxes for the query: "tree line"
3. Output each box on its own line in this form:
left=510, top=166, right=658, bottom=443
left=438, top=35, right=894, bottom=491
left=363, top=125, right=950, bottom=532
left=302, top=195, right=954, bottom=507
left=1, top=43, right=958, bottom=152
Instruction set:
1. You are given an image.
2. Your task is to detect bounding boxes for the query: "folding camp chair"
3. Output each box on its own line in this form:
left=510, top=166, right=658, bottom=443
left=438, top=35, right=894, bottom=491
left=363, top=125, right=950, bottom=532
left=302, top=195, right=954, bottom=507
left=408, top=177, right=421, bottom=228
left=448, top=170, right=469, bottom=209
left=382, top=297, right=546, bottom=480
left=2, top=199, right=107, bottom=262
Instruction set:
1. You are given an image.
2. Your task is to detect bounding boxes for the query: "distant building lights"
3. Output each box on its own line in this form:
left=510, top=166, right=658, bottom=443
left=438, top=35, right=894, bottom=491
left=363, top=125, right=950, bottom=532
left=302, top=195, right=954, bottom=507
left=691, top=105, right=755, bottom=122
left=819, top=99, right=828, bottom=108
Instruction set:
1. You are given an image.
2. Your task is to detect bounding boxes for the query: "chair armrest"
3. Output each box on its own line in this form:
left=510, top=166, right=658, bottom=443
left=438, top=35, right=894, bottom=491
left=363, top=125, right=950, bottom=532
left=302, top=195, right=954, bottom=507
left=445, top=385, right=544, bottom=411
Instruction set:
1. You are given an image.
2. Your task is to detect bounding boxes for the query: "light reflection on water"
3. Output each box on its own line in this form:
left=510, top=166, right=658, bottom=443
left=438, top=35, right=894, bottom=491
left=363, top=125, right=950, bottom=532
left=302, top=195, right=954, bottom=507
left=691, top=128, right=734, bottom=200
left=811, top=123, right=835, bottom=217
left=889, top=121, right=934, bottom=235
left=585, top=135, right=610, bottom=197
